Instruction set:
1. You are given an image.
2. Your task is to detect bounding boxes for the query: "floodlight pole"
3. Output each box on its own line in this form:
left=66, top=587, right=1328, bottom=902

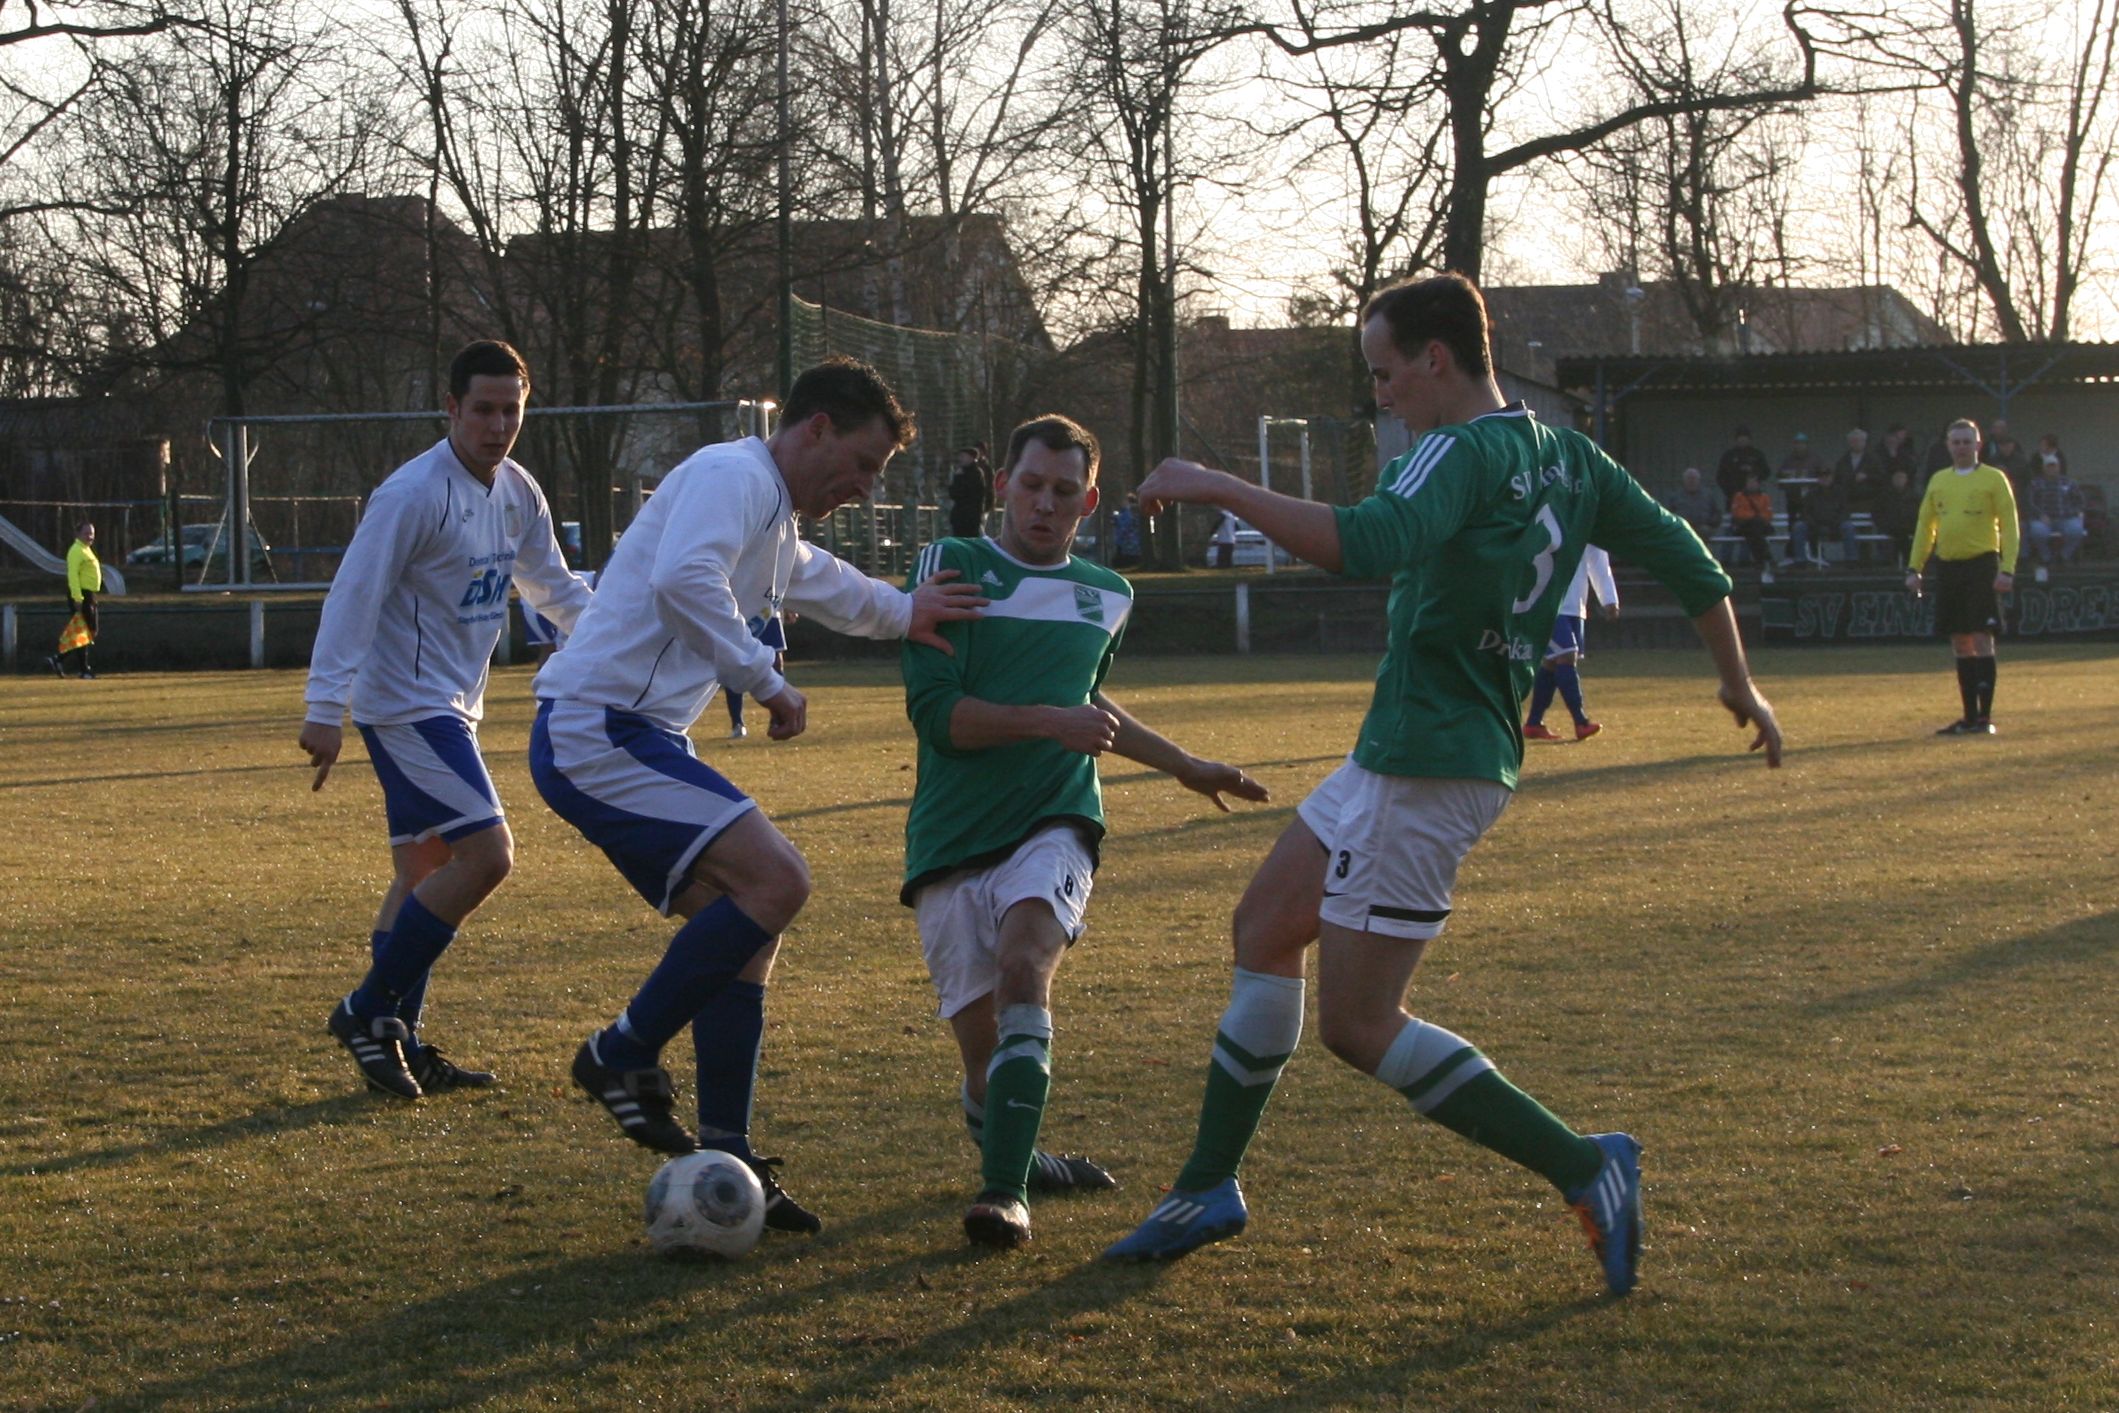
left=775, top=0, right=794, bottom=400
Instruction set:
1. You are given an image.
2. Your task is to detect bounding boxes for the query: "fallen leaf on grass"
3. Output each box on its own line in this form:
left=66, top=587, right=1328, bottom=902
left=1877, top=1144, right=1903, bottom=1157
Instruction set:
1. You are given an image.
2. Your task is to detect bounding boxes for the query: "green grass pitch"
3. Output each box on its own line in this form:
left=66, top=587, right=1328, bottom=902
left=2, top=645, right=2115, bottom=1410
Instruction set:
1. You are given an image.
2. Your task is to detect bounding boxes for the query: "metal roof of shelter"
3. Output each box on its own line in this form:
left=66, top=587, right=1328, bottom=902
left=1561, top=341, right=2119, bottom=400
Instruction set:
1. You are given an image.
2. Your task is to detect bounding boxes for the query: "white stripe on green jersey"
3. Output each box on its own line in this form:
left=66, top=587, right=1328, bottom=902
left=1335, top=403, right=1731, bottom=789
left=900, top=536, right=1133, bottom=903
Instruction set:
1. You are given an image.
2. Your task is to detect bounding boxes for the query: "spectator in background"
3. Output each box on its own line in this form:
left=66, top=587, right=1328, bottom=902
left=1716, top=425, right=1771, bottom=506
left=1666, top=466, right=1721, bottom=541
left=1834, top=428, right=1883, bottom=521
left=1209, top=508, right=1238, bottom=568
left=2023, top=450, right=2087, bottom=581
left=1778, top=431, right=1821, bottom=479
left=1984, top=420, right=2033, bottom=496
left=1730, top=470, right=1778, bottom=581
left=1789, top=464, right=1856, bottom=568
left=2035, top=432, right=2068, bottom=480
left=48, top=519, right=101, bottom=679
left=1875, top=467, right=1924, bottom=568
left=1881, top=424, right=1919, bottom=481
left=1111, top=492, right=1144, bottom=568
left=948, top=445, right=994, bottom=538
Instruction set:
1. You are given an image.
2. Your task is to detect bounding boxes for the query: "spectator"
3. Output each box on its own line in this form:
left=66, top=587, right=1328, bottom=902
left=1880, top=423, right=1919, bottom=481
left=1778, top=431, right=1821, bottom=479
left=1729, top=470, right=1779, bottom=581
left=948, top=445, right=994, bottom=538
left=1984, top=419, right=2033, bottom=496
left=1665, top=466, right=1721, bottom=541
left=1834, top=428, right=1883, bottom=521
left=1715, top=425, right=1771, bottom=506
left=2023, top=451, right=2087, bottom=580
left=1209, top=508, right=1238, bottom=568
left=2035, top=432, right=2068, bottom=479
left=1789, top=464, right=1857, bottom=568
left=1875, top=467, right=1924, bottom=568
left=1111, top=492, right=1144, bottom=569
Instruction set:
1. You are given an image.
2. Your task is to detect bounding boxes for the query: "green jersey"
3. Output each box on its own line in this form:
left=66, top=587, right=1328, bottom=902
left=900, top=536, right=1134, bottom=903
left=1335, top=403, right=1732, bottom=789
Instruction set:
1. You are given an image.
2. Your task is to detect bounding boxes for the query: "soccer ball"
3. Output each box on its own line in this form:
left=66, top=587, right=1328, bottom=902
left=644, top=1150, right=766, bottom=1257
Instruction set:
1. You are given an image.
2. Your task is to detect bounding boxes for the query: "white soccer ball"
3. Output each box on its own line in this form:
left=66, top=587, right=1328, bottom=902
left=644, top=1149, right=766, bottom=1257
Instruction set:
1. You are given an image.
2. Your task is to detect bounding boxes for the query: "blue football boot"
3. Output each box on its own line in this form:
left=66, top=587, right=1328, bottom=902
left=1566, top=1132, right=1643, bottom=1295
left=1100, top=1177, right=1247, bottom=1262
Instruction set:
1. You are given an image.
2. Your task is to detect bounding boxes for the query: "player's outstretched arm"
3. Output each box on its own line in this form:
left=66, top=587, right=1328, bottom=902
left=1136, top=458, right=1345, bottom=572
left=905, top=569, right=987, bottom=657
left=1692, top=598, right=1783, bottom=766
left=1095, top=691, right=1270, bottom=812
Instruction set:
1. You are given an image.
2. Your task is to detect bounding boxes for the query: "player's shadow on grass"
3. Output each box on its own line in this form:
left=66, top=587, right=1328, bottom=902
left=101, top=1205, right=1098, bottom=1413
left=0, top=1092, right=378, bottom=1179
left=0, top=761, right=306, bottom=792
left=1799, top=907, right=2119, bottom=1019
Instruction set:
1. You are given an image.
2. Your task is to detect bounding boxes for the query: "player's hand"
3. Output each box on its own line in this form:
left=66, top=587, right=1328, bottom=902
left=1717, top=680, right=1783, bottom=768
left=1601, top=603, right=1620, bottom=621
left=1048, top=704, right=1121, bottom=756
left=906, top=569, right=986, bottom=657
left=1177, top=757, right=1270, bottom=812
left=298, top=722, right=342, bottom=791
left=1994, top=571, right=2014, bottom=593
left=1136, top=458, right=1238, bottom=517
left=759, top=683, right=807, bottom=741
left=1904, top=571, right=1923, bottom=597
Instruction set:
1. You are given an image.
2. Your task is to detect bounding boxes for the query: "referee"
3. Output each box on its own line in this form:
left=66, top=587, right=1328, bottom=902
left=1906, top=418, right=2020, bottom=736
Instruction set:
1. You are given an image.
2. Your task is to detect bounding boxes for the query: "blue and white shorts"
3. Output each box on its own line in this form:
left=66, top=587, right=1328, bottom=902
left=529, top=698, right=757, bottom=915
left=911, top=822, right=1096, bottom=1018
left=355, top=716, right=504, bottom=847
left=1297, top=758, right=1511, bottom=941
left=1542, top=614, right=1587, bottom=663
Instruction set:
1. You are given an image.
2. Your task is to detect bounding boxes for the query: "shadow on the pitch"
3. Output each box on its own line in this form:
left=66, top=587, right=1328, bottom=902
left=0, top=760, right=318, bottom=793
left=1798, top=908, right=2119, bottom=1020
left=0, top=1092, right=379, bottom=1180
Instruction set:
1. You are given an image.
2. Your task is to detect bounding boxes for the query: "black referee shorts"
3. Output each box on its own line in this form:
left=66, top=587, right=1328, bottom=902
left=1932, top=551, right=2001, bottom=636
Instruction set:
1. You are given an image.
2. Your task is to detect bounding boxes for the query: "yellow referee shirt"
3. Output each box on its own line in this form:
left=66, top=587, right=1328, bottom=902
left=1909, top=464, right=2019, bottom=574
left=66, top=539, right=102, bottom=602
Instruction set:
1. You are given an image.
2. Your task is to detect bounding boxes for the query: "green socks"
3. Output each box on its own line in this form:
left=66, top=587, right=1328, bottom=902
left=980, top=1004, right=1053, bottom=1203
left=1172, top=968, right=1305, bottom=1192
left=1374, top=1017, right=1602, bottom=1193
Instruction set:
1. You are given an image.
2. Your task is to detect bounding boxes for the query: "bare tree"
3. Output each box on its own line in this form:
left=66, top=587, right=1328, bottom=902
left=1900, top=0, right=2118, bottom=340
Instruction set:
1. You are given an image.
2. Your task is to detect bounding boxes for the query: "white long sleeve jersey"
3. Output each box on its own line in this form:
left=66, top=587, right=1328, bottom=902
left=1556, top=544, right=1618, bottom=619
left=305, top=440, right=592, bottom=727
left=532, top=437, right=912, bottom=733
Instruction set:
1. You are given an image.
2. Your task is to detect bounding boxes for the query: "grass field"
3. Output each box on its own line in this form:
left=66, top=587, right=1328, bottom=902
left=4, top=645, right=2116, bottom=1412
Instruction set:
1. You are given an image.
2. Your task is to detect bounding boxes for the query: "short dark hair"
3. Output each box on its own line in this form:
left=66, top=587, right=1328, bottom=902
left=781, top=357, right=915, bottom=448
left=449, top=340, right=531, bottom=400
left=75, top=518, right=94, bottom=533
left=1363, top=273, right=1492, bottom=378
left=1003, top=414, right=1100, bottom=485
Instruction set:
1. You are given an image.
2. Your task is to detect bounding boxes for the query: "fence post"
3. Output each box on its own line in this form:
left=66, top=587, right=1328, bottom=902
left=1235, top=580, right=1250, bottom=655
left=249, top=599, right=265, bottom=669
left=3, top=603, right=15, bottom=669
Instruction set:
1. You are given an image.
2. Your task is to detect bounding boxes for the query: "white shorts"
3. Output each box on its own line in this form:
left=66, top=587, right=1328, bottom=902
left=356, top=717, right=504, bottom=847
left=1296, top=758, right=1511, bottom=940
left=911, top=823, right=1096, bottom=1018
left=529, top=698, right=758, bottom=915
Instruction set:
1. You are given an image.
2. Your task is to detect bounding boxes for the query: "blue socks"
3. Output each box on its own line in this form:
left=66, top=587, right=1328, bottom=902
left=350, top=895, right=455, bottom=1019
left=596, top=897, right=774, bottom=1068
left=1553, top=662, right=1586, bottom=723
left=370, top=927, right=430, bottom=1047
left=1527, top=668, right=1558, bottom=726
left=692, top=981, right=766, bottom=1161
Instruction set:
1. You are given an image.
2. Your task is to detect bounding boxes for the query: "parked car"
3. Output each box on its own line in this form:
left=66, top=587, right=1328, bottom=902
left=1228, top=522, right=1295, bottom=568
left=127, top=524, right=274, bottom=576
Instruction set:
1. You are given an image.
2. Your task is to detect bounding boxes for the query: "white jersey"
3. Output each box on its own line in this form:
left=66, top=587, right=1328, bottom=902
left=1556, top=545, right=1618, bottom=619
left=532, top=436, right=911, bottom=732
left=305, top=439, right=591, bottom=728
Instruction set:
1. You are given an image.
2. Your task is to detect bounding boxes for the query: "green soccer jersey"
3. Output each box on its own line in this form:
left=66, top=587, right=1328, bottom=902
left=900, top=536, right=1135, bottom=903
left=1335, top=403, right=1733, bottom=789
